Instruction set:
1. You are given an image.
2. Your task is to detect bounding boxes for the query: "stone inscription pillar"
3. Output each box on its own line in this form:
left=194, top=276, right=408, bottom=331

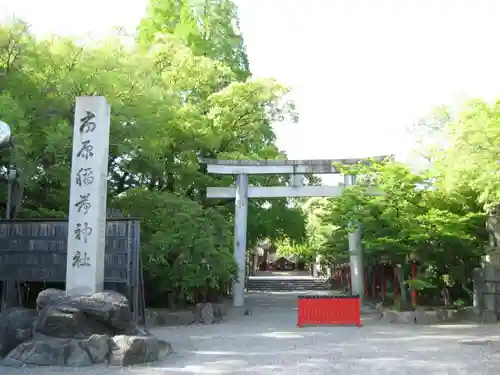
left=66, top=96, right=111, bottom=296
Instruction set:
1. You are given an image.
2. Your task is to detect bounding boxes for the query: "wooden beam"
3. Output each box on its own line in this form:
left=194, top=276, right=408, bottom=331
left=199, top=155, right=394, bottom=175
left=206, top=185, right=384, bottom=198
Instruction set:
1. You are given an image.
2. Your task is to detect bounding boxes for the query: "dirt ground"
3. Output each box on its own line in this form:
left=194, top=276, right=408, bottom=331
left=4, top=291, right=500, bottom=374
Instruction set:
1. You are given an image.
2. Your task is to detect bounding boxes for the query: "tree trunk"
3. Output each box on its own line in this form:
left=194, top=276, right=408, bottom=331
left=371, top=267, right=377, bottom=297
left=441, top=286, right=451, bottom=308
left=167, top=291, right=177, bottom=309
left=396, top=264, right=411, bottom=310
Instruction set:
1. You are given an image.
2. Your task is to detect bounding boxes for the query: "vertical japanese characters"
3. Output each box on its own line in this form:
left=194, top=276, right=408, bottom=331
left=71, top=110, right=96, bottom=268
left=66, top=97, right=111, bottom=296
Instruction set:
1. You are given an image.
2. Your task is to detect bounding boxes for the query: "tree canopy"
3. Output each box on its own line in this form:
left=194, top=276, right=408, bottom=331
left=1, top=0, right=498, bottom=310
left=279, top=105, right=494, bottom=307
left=0, top=0, right=306, bottom=306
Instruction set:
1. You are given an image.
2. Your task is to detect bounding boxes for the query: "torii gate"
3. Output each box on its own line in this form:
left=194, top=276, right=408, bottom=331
left=199, top=156, right=391, bottom=307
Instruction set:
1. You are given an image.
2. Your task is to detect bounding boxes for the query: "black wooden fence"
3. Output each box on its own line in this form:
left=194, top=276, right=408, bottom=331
left=0, top=218, right=145, bottom=324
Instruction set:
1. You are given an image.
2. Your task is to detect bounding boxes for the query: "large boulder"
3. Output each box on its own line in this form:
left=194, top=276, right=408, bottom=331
left=36, top=288, right=66, bottom=311
left=34, top=305, right=112, bottom=339
left=109, top=335, right=171, bottom=366
left=6, top=338, right=94, bottom=366
left=194, top=303, right=214, bottom=325
left=0, top=289, right=173, bottom=367
left=35, top=289, right=132, bottom=334
left=5, top=335, right=110, bottom=366
left=0, top=307, right=37, bottom=357
left=4, top=333, right=172, bottom=367
left=84, top=334, right=110, bottom=364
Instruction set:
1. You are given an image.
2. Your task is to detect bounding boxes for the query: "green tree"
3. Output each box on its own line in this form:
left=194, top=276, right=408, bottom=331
left=436, top=99, right=500, bottom=210
left=315, top=161, right=486, bottom=307
left=138, top=0, right=250, bottom=79
left=0, top=18, right=306, bottom=305
left=276, top=198, right=347, bottom=265
left=115, top=189, right=235, bottom=307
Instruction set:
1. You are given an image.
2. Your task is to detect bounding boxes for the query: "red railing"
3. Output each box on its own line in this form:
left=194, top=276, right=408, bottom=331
left=297, top=295, right=362, bottom=328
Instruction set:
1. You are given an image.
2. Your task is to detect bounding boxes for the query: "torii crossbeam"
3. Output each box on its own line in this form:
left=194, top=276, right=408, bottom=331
left=199, top=156, right=392, bottom=308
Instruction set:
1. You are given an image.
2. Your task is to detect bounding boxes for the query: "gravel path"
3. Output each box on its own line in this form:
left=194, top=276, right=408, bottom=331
left=3, top=292, right=500, bottom=374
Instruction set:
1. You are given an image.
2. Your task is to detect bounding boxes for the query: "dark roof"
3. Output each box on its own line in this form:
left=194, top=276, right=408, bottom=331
left=270, top=257, right=295, bottom=265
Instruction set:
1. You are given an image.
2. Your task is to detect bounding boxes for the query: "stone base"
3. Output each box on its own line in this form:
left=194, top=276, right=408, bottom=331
left=379, top=306, right=493, bottom=325
left=379, top=309, right=418, bottom=324
left=0, top=289, right=173, bottom=367
left=226, top=306, right=253, bottom=317
left=1, top=333, right=172, bottom=367
left=145, top=300, right=232, bottom=326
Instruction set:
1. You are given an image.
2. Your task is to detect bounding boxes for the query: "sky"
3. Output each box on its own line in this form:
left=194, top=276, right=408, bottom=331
left=2, top=0, right=500, bottom=165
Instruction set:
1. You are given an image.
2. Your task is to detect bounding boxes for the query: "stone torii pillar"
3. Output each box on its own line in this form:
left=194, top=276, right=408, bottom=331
left=233, top=173, right=248, bottom=308
left=344, top=174, right=364, bottom=302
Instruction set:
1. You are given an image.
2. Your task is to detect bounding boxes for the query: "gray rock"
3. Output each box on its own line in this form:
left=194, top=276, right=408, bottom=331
left=412, top=308, right=426, bottom=324
left=360, top=305, right=377, bottom=314
left=213, top=306, right=223, bottom=323
left=194, top=303, right=214, bottom=325
left=66, top=340, right=93, bottom=366
left=36, top=288, right=66, bottom=312
left=90, top=291, right=132, bottom=331
left=481, top=310, right=498, bottom=323
left=158, top=339, right=173, bottom=357
left=83, top=334, right=110, bottom=364
left=0, top=357, right=25, bottom=368
left=434, top=308, right=468, bottom=323
left=436, top=307, right=449, bottom=321
left=459, top=306, right=481, bottom=320
left=11, top=289, right=174, bottom=367
left=4, top=333, right=167, bottom=367
left=0, top=307, right=37, bottom=357
left=34, top=305, right=107, bottom=339
left=128, top=324, right=152, bottom=337
left=6, top=338, right=92, bottom=366
left=109, top=335, right=161, bottom=366
left=35, top=288, right=132, bottom=333
left=380, top=309, right=400, bottom=323
left=145, top=309, right=195, bottom=326
left=380, top=310, right=417, bottom=324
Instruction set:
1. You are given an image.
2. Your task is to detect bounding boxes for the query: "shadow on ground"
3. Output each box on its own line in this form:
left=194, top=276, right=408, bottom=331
left=132, top=292, right=500, bottom=374
left=4, top=292, right=499, bottom=374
